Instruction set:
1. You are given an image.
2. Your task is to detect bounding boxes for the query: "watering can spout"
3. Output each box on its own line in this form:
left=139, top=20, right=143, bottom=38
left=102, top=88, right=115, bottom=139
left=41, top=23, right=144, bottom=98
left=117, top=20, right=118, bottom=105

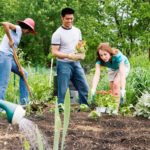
left=0, top=100, right=26, bottom=124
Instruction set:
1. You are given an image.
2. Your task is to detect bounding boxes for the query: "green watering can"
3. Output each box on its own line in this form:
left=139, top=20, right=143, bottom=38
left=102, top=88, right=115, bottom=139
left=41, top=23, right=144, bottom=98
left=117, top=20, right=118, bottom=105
left=0, top=100, right=26, bottom=124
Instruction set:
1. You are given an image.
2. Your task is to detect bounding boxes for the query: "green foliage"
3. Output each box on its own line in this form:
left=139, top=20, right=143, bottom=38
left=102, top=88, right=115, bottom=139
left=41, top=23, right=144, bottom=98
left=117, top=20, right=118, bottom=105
left=126, top=67, right=150, bottom=105
left=80, top=104, right=90, bottom=112
left=5, top=67, right=53, bottom=103
left=53, top=89, right=71, bottom=150
left=119, top=104, right=134, bottom=116
left=134, top=91, right=150, bottom=119
left=0, top=0, right=149, bottom=65
left=129, top=54, right=150, bottom=69
left=94, top=94, right=117, bottom=109
left=61, top=89, right=70, bottom=150
left=88, top=110, right=101, bottom=120
left=53, top=100, right=62, bottom=150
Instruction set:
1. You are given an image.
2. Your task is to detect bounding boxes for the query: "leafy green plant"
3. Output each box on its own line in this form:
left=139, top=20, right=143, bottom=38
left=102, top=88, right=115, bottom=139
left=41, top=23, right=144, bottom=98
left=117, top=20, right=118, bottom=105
left=134, top=91, right=150, bottom=119
left=94, top=94, right=117, bottom=108
left=93, top=93, right=118, bottom=114
left=80, top=104, right=90, bottom=112
left=88, top=110, right=101, bottom=120
left=126, top=67, right=150, bottom=105
left=119, top=104, right=134, bottom=116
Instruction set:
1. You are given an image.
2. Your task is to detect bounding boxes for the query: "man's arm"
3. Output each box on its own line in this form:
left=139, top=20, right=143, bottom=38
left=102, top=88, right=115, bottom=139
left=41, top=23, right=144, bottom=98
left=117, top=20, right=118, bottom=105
left=1, top=22, right=16, bottom=47
left=51, top=45, right=85, bottom=60
left=51, top=45, right=69, bottom=59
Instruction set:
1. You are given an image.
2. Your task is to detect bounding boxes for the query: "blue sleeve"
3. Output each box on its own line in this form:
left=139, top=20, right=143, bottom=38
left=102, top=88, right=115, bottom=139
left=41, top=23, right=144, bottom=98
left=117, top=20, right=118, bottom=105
left=115, top=52, right=123, bottom=63
left=96, top=60, right=101, bottom=65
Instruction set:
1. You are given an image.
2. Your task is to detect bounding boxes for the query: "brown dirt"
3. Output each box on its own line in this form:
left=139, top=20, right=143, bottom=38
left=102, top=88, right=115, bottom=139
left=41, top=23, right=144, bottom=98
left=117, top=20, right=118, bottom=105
left=0, top=106, right=150, bottom=150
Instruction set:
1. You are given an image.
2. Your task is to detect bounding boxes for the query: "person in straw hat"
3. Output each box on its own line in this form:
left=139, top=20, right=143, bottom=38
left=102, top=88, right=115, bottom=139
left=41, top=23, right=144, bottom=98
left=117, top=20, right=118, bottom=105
left=0, top=18, right=36, bottom=105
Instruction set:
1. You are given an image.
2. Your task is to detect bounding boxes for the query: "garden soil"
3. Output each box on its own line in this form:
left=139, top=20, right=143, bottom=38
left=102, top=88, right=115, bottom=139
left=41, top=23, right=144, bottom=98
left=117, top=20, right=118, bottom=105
left=0, top=105, right=150, bottom=150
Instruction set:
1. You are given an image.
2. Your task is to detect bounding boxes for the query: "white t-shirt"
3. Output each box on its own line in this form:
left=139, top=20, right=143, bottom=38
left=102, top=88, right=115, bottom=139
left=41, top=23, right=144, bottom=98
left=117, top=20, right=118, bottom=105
left=0, top=25, right=22, bottom=55
left=51, top=26, right=82, bottom=62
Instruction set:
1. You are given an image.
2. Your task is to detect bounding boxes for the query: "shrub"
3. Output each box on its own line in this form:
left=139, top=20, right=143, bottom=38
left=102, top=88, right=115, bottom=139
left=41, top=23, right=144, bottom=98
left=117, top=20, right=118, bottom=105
left=126, top=67, right=150, bottom=105
left=134, top=91, right=150, bottom=119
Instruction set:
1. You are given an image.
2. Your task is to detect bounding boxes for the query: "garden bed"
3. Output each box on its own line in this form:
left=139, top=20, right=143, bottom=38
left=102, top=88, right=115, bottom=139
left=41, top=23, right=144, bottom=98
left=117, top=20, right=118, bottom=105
left=0, top=106, right=150, bottom=150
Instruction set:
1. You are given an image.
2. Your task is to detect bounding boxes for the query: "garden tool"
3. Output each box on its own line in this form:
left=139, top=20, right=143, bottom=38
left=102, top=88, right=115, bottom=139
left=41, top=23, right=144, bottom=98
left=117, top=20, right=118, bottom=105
left=12, top=46, right=33, bottom=98
left=0, top=100, right=26, bottom=124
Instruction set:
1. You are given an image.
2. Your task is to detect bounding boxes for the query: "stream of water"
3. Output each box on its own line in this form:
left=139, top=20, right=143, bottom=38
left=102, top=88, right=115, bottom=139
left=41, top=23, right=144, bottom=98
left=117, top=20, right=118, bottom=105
left=19, top=118, right=51, bottom=150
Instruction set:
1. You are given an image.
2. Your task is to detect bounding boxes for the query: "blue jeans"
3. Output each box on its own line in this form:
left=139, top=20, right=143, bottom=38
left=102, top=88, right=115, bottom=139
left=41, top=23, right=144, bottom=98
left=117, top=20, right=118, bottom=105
left=56, top=60, right=89, bottom=105
left=0, top=51, right=28, bottom=105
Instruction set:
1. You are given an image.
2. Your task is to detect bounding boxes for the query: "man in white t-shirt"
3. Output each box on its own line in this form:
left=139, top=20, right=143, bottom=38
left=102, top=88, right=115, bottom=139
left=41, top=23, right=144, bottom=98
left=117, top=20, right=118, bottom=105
left=51, top=7, right=89, bottom=112
left=0, top=18, right=36, bottom=105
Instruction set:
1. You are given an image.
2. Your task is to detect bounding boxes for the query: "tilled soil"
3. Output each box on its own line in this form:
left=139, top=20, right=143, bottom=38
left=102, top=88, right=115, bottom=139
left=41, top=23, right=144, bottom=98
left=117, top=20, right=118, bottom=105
left=0, top=109, right=150, bottom=150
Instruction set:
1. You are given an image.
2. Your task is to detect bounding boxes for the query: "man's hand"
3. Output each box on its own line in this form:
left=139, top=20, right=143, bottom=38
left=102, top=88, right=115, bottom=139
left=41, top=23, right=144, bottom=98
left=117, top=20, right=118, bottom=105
left=68, top=53, right=85, bottom=61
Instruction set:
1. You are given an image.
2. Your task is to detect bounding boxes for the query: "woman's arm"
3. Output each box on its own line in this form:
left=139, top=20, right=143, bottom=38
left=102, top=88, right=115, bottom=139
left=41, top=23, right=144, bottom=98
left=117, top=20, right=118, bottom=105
left=91, top=63, right=101, bottom=94
left=119, top=61, right=126, bottom=90
left=1, top=22, right=16, bottom=47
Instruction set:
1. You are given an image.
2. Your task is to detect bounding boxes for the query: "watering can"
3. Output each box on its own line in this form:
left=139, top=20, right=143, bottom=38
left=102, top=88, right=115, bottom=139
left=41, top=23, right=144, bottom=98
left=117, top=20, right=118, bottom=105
left=0, top=100, right=26, bottom=124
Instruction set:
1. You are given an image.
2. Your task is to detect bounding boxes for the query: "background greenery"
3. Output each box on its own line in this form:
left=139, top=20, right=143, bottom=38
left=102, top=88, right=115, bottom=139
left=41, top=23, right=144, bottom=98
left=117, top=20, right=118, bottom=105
left=0, top=0, right=149, bottom=66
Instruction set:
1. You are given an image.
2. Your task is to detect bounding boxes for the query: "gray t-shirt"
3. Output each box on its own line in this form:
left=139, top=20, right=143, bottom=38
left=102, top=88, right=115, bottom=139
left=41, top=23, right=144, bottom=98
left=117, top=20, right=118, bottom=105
left=0, top=25, right=22, bottom=55
left=51, top=26, right=82, bottom=62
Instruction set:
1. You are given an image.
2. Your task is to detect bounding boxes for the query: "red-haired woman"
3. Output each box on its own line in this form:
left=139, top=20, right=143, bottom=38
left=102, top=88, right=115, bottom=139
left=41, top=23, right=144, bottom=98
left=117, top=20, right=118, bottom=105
left=91, top=43, right=130, bottom=112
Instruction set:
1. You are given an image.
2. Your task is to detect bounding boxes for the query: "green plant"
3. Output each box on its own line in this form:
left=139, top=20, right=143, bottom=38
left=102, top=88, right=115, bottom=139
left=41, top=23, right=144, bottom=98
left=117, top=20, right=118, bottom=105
left=94, top=94, right=117, bottom=108
left=126, top=67, right=150, bottom=105
left=23, top=139, right=30, bottom=150
left=35, top=125, right=44, bottom=150
left=88, top=110, right=101, bottom=120
left=53, top=89, right=71, bottom=150
left=119, top=104, right=134, bottom=116
left=53, top=100, right=62, bottom=150
left=134, top=91, right=150, bottom=119
left=80, top=104, right=90, bottom=112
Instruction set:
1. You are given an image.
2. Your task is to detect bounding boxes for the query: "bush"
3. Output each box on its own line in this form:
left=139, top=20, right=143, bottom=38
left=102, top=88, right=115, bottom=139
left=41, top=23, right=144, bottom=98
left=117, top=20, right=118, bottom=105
left=134, top=91, right=150, bottom=119
left=126, top=67, right=150, bottom=105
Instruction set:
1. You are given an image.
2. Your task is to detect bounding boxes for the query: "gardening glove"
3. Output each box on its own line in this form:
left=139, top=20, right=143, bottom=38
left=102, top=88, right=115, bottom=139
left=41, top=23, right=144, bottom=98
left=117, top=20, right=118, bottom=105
left=120, top=89, right=126, bottom=105
left=91, top=89, right=96, bottom=101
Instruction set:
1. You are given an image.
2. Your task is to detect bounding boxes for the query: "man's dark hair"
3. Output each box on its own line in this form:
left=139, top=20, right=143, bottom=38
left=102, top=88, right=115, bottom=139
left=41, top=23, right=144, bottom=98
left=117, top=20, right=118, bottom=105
left=61, top=7, right=74, bottom=17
